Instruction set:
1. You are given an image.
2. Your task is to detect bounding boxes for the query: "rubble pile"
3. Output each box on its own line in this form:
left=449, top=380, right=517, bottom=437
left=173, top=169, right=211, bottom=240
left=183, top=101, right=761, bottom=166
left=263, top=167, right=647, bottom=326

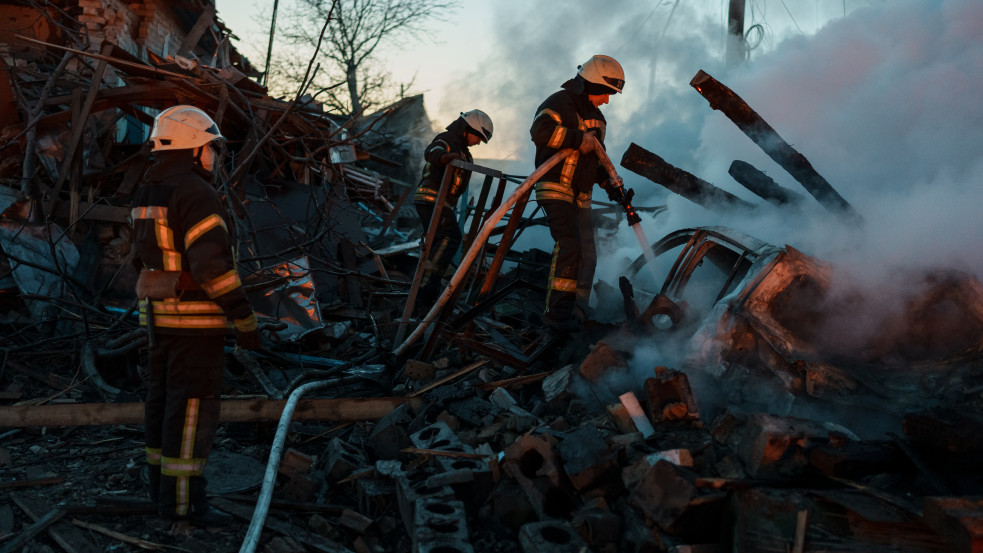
left=2, top=3, right=983, bottom=553
left=2, top=339, right=983, bottom=552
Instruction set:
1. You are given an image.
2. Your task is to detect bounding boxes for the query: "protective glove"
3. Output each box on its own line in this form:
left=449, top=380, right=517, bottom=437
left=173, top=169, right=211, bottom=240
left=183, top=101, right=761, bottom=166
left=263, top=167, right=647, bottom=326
left=235, top=329, right=262, bottom=351
left=439, top=152, right=462, bottom=165
left=603, top=177, right=626, bottom=203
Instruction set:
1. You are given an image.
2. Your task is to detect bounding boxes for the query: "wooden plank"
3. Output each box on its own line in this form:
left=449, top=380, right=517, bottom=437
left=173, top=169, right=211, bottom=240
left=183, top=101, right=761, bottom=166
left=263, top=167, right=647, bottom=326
left=0, top=397, right=420, bottom=428
left=7, top=492, right=95, bottom=553
left=176, top=4, right=216, bottom=57
left=690, top=69, right=862, bottom=221
left=621, top=142, right=756, bottom=212
left=729, top=159, right=805, bottom=206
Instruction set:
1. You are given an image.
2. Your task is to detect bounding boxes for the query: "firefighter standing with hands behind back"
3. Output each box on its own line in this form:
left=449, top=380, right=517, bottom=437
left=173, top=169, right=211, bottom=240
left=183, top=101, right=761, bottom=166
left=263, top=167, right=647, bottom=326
left=131, top=105, right=260, bottom=529
left=531, top=54, right=627, bottom=341
left=412, top=109, right=493, bottom=315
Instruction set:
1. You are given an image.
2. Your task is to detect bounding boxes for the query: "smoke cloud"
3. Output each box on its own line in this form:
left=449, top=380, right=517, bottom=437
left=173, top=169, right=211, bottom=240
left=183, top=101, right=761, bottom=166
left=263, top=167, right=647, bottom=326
left=445, top=0, right=983, bottom=431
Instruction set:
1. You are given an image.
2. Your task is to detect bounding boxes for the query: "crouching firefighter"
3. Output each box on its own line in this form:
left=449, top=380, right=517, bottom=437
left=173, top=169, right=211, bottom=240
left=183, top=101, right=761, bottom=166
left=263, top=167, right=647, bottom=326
left=412, top=109, right=493, bottom=315
left=131, top=105, right=260, bottom=528
left=531, top=54, right=625, bottom=336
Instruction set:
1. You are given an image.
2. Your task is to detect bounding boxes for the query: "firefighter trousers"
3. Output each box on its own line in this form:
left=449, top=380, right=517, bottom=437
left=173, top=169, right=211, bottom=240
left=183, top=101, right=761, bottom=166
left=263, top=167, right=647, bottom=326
left=145, top=333, right=224, bottom=520
left=414, top=202, right=462, bottom=313
left=541, top=200, right=597, bottom=332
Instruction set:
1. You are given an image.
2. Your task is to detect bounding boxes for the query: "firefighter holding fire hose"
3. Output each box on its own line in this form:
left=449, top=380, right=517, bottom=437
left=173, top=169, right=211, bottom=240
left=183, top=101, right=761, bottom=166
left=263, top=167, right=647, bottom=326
left=412, top=109, right=494, bottom=315
left=531, top=54, right=627, bottom=336
left=131, top=105, right=260, bottom=528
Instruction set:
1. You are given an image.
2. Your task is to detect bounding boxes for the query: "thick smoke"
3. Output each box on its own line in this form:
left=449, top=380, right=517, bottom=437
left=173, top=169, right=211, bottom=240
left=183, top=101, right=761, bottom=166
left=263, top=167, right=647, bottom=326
left=444, top=0, right=983, bottom=433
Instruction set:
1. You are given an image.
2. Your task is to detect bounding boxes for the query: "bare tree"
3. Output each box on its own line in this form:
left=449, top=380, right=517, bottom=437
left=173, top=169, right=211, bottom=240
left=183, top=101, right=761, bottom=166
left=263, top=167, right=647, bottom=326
left=273, top=0, right=456, bottom=116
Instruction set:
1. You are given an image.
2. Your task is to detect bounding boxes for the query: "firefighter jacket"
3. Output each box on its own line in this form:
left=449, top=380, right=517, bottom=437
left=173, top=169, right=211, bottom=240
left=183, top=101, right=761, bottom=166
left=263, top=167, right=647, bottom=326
left=414, top=118, right=474, bottom=206
left=531, top=80, right=608, bottom=208
left=131, top=151, right=257, bottom=336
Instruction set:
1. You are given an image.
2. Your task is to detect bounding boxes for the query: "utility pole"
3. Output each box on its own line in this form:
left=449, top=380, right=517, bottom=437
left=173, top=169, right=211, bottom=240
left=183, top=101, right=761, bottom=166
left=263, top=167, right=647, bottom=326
left=262, top=0, right=280, bottom=86
left=726, top=0, right=747, bottom=67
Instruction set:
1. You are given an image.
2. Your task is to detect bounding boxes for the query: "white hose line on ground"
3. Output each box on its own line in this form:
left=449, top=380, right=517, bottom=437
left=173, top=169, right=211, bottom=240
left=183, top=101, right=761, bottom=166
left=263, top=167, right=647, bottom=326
left=238, top=379, right=335, bottom=553
left=392, top=148, right=574, bottom=357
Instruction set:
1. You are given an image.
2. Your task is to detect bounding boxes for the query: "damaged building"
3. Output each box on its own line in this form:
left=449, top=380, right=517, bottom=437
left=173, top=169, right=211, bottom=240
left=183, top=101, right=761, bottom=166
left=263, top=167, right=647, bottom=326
left=2, top=2, right=983, bottom=553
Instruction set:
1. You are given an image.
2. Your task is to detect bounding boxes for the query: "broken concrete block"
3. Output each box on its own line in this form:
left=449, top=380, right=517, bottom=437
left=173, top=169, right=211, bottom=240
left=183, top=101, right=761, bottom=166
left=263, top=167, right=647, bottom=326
left=556, top=425, right=618, bottom=492
left=542, top=364, right=578, bottom=413
left=622, top=449, right=695, bottom=489
left=413, top=498, right=470, bottom=553
left=412, top=422, right=471, bottom=468
left=309, top=513, right=335, bottom=537
left=324, top=437, right=367, bottom=482
left=425, top=468, right=475, bottom=489
left=923, top=496, right=983, bottom=553
left=571, top=503, right=622, bottom=548
left=357, top=476, right=396, bottom=519
left=278, top=448, right=315, bottom=478
left=630, top=459, right=726, bottom=535
left=405, top=359, right=436, bottom=381
left=518, top=521, right=590, bottom=553
left=280, top=472, right=320, bottom=502
left=577, top=341, right=628, bottom=383
left=503, top=433, right=562, bottom=486
left=369, top=402, right=414, bottom=460
left=395, top=470, right=455, bottom=538
left=644, top=367, right=700, bottom=424
left=606, top=402, right=635, bottom=434
left=502, top=433, right=576, bottom=521
left=409, top=421, right=493, bottom=506
left=712, top=412, right=858, bottom=478
left=489, top=387, right=518, bottom=409
left=491, top=478, right=538, bottom=531
left=339, top=508, right=374, bottom=534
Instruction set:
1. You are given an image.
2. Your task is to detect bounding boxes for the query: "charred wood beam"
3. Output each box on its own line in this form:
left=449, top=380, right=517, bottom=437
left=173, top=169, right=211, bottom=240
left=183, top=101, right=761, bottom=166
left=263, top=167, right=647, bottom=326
left=0, top=397, right=421, bottom=428
left=690, top=70, right=862, bottom=222
left=48, top=43, right=115, bottom=219
left=176, top=4, right=216, bottom=58
left=621, top=142, right=756, bottom=212
left=728, top=160, right=805, bottom=207
left=16, top=36, right=191, bottom=81
left=20, top=51, right=73, bottom=197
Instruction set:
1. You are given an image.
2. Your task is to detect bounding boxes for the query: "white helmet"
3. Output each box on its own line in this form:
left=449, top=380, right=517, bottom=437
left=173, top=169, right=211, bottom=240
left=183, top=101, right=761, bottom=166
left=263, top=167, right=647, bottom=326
left=149, top=105, right=224, bottom=151
left=578, top=55, right=625, bottom=94
left=460, top=109, right=493, bottom=143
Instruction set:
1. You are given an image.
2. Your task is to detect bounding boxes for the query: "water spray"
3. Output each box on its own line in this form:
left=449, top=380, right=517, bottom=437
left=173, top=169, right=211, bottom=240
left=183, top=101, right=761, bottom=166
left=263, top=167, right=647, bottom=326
left=594, top=139, right=660, bottom=283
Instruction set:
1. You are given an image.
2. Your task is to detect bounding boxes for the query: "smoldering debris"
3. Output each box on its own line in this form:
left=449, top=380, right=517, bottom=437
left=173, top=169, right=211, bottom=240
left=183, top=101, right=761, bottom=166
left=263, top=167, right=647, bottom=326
left=2, top=4, right=983, bottom=553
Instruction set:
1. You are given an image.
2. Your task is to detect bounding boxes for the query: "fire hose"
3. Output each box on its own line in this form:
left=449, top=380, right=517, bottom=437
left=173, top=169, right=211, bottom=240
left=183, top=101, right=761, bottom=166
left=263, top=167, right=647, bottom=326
left=591, top=136, right=641, bottom=226
left=392, top=148, right=575, bottom=356
left=391, top=136, right=641, bottom=357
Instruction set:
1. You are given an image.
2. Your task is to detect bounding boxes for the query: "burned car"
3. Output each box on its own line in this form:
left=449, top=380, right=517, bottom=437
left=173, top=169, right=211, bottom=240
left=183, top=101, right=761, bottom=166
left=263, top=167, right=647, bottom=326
left=622, top=226, right=983, bottom=418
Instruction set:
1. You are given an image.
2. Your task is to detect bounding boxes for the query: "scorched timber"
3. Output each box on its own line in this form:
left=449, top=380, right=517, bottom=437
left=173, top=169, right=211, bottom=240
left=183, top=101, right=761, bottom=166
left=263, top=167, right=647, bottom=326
left=729, top=160, right=805, bottom=207
left=690, top=70, right=862, bottom=222
left=0, top=397, right=421, bottom=428
left=620, top=142, right=756, bottom=212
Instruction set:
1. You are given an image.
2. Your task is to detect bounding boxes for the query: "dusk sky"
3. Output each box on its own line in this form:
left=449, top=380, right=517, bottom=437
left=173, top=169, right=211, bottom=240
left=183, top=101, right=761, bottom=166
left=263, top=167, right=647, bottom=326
left=221, top=0, right=983, bottom=290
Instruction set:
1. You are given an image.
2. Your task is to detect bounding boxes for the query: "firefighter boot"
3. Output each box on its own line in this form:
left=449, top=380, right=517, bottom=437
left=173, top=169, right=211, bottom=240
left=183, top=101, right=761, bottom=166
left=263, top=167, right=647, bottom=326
left=189, top=504, right=234, bottom=528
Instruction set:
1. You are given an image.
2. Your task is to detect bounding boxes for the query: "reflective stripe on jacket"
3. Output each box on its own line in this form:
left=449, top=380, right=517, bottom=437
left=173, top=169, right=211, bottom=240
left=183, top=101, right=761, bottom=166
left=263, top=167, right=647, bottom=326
left=530, top=86, right=607, bottom=205
left=131, top=152, right=255, bottom=335
left=414, top=122, right=474, bottom=206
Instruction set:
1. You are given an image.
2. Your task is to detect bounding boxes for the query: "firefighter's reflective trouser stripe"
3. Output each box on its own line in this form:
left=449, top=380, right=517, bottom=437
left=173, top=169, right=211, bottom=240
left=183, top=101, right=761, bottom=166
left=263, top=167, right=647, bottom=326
left=542, top=201, right=596, bottom=332
left=414, top=202, right=462, bottom=312
left=145, top=333, right=223, bottom=519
